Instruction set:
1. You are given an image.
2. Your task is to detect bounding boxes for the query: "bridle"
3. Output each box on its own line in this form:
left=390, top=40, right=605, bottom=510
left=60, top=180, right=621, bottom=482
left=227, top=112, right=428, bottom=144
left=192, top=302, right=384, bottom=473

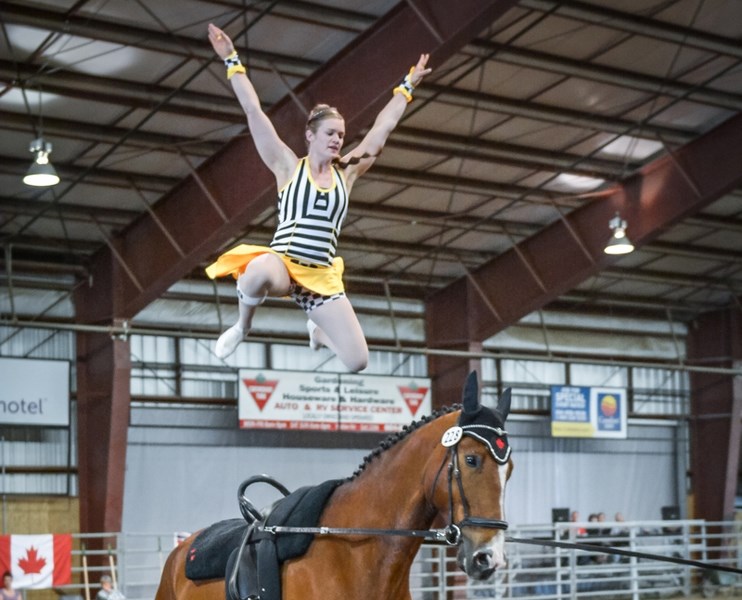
left=238, top=425, right=742, bottom=577
left=434, top=422, right=511, bottom=545
left=248, top=419, right=511, bottom=547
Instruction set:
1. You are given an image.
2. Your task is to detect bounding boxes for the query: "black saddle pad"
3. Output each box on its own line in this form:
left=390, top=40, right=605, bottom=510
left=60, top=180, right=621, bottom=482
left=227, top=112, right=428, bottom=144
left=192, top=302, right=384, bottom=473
left=186, top=518, right=246, bottom=581
left=185, top=478, right=343, bottom=581
left=268, top=478, right=343, bottom=562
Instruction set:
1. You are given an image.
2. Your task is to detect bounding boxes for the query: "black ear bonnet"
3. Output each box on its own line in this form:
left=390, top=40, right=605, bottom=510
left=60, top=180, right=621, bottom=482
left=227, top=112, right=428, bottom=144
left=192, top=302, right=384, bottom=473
left=456, top=371, right=512, bottom=464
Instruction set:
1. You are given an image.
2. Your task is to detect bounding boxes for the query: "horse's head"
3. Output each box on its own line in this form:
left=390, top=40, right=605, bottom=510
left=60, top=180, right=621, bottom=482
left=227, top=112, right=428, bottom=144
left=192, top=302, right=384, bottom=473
left=432, top=371, right=513, bottom=580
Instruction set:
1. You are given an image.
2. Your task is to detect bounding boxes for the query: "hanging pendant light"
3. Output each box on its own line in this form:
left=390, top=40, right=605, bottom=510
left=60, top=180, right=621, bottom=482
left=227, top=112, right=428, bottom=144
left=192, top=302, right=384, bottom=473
left=604, top=212, right=634, bottom=255
left=23, top=137, right=60, bottom=187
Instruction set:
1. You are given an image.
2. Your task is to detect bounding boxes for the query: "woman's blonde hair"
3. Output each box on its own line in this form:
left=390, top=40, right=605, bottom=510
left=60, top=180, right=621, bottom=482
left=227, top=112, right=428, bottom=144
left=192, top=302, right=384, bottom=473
left=305, top=104, right=343, bottom=134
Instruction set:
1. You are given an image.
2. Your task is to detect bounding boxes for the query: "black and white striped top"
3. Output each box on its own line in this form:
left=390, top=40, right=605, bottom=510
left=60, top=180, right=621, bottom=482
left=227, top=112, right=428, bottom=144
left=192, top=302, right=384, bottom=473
left=269, top=157, right=349, bottom=266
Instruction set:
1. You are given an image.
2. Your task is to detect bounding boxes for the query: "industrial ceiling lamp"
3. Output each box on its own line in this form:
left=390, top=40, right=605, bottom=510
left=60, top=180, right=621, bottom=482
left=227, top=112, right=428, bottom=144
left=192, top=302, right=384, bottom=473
left=23, top=137, right=60, bottom=187
left=604, top=212, right=634, bottom=255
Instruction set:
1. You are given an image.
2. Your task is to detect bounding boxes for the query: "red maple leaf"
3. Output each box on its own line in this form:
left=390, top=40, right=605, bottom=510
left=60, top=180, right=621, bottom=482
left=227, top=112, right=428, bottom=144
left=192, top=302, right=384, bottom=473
left=18, top=546, right=46, bottom=574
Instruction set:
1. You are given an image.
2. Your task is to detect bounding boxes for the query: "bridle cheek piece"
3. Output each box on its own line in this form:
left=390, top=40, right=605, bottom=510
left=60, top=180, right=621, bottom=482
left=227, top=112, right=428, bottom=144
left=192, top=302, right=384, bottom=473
left=437, top=426, right=510, bottom=545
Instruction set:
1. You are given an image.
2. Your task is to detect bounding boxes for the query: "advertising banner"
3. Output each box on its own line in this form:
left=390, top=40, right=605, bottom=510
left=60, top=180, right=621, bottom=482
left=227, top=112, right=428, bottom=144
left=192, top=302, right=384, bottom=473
left=238, top=370, right=431, bottom=432
left=550, top=385, right=627, bottom=438
left=0, top=358, right=70, bottom=426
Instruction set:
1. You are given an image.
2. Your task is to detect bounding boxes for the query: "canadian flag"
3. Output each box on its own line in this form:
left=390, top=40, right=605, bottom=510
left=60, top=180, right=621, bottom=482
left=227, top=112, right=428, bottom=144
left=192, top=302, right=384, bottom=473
left=0, top=534, right=72, bottom=589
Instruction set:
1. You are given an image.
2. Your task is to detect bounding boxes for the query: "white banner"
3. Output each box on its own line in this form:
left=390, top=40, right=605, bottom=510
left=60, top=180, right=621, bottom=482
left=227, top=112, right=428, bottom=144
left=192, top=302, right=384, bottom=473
left=0, top=358, right=70, bottom=426
left=238, top=370, right=431, bottom=432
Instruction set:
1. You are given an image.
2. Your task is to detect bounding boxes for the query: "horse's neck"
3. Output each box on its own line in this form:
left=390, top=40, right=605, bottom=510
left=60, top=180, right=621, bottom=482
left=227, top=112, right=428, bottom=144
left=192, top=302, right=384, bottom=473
left=283, top=416, right=455, bottom=599
left=322, top=416, right=451, bottom=549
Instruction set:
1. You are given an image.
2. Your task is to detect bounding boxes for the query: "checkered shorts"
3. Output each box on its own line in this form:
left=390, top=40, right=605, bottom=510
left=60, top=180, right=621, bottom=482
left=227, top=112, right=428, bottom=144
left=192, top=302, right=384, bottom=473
left=288, top=281, right=345, bottom=313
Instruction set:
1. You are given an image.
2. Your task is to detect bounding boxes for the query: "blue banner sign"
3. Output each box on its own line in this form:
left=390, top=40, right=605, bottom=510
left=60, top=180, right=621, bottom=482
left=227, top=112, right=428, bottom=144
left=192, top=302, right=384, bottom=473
left=551, top=385, right=627, bottom=438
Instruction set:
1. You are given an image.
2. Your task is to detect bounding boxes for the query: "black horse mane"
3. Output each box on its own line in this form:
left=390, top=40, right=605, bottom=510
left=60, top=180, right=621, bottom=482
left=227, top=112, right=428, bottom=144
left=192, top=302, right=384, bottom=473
left=348, top=403, right=461, bottom=481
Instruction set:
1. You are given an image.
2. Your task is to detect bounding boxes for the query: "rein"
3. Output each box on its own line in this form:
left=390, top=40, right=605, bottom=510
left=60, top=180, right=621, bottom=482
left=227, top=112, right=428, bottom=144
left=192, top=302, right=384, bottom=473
left=250, top=429, right=509, bottom=548
left=240, top=438, right=742, bottom=576
left=507, top=535, right=742, bottom=576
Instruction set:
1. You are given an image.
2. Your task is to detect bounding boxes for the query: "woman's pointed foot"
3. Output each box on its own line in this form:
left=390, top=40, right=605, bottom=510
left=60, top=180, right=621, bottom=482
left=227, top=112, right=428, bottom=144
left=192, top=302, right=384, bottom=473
left=307, top=320, right=321, bottom=351
left=215, top=324, right=246, bottom=359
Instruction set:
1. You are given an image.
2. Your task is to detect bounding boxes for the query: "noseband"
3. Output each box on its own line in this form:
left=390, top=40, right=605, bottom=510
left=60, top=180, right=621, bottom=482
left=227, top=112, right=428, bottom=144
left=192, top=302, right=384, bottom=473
left=435, top=423, right=510, bottom=546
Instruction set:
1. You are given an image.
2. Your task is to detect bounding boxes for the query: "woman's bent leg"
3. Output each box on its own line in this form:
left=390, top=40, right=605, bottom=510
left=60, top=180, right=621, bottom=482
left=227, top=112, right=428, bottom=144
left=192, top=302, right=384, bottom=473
left=214, top=254, right=291, bottom=359
left=307, top=298, right=368, bottom=372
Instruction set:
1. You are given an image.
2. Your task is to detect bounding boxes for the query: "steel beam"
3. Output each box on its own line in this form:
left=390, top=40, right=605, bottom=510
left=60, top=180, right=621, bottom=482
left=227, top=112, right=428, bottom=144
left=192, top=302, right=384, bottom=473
left=0, top=2, right=317, bottom=77
left=426, top=109, right=742, bottom=390
left=75, top=319, right=132, bottom=535
left=520, top=0, right=742, bottom=61
left=687, top=308, right=742, bottom=522
left=470, top=40, right=742, bottom=111
left=419, top=84, right=694, bottom=145
left=0, top=110, right=222, bottom=156
left=0, top=60, right=242, bottom=121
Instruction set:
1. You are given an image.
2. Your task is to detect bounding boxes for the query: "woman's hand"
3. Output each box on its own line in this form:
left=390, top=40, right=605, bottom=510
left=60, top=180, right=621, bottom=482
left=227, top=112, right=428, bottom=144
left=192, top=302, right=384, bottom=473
left=410, top=53, right=432, bottom=87
left=208, top=23, right=235, bottom=60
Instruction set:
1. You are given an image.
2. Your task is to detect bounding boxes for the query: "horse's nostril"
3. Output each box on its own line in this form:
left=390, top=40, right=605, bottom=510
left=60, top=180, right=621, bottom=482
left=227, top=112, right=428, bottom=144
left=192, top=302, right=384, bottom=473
left=474, top=549, right=494, bottom=568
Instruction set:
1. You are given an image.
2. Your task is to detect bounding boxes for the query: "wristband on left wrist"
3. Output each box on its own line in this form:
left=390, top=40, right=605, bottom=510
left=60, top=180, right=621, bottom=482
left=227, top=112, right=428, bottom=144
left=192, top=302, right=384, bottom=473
left=393, top=66, right=416, bottom=103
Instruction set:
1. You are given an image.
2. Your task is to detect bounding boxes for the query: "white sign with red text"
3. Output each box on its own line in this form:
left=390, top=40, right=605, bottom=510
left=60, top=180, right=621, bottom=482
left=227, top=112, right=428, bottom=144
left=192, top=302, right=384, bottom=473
left=238, top=370, right=431, bottom=432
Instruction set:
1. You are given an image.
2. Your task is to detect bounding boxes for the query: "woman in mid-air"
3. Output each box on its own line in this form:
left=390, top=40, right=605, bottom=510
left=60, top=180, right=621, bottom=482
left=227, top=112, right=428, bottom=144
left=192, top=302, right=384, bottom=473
left=205, top=23, right=431, bottom=372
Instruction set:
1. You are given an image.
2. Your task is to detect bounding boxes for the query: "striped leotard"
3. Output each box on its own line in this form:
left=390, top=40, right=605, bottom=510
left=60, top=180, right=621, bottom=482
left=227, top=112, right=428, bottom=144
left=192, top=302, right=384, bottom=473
left=269, top=157, right=349, bottom=266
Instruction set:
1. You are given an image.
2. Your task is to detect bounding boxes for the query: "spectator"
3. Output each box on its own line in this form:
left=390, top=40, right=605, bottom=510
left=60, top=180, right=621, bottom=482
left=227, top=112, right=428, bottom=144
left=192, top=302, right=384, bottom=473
left=570, top=511, right=587, bottom=537
left=597, top=511, right=611, bottom=535
left=610, top=512, right=629, bottom=537
left=610, top=512, right=631, bottom=562
left=96, top=575, right=124, bottom=600
left=1, top=572, right=21, bottom=600
left=587, top=513, right=608, bottom=563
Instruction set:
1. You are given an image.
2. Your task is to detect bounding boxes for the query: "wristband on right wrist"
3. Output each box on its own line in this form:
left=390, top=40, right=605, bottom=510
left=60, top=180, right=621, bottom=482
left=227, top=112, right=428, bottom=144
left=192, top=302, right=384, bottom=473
left=224, top=51, right=246, bottom=79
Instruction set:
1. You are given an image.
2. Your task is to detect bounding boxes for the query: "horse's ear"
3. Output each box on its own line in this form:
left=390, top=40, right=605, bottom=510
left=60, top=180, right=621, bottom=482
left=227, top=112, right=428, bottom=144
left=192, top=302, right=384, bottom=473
left=495, top=387, right=512, bottom=423
left=462, top=371, right=480, bottom=414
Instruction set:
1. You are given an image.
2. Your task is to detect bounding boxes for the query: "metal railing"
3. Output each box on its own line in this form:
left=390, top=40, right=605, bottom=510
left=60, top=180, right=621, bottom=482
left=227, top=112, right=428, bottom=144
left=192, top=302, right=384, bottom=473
left=51, top=520, right=742, bottom=600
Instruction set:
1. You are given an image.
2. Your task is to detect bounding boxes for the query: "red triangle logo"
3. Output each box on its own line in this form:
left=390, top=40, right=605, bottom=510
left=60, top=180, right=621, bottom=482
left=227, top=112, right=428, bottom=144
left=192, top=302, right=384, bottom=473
left=243, top=377, right=279, bottom=411
left=398, top=384, right=428, bottom=416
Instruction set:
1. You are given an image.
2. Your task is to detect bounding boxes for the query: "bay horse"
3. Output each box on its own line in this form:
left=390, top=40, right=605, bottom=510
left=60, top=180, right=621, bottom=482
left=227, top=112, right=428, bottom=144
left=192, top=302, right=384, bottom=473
left=155, top=372, right=514, bottom=600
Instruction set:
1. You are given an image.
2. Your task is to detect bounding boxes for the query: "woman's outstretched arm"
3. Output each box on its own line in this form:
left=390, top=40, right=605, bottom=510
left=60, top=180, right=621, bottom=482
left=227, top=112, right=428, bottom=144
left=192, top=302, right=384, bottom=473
left=342, top=53, right=432, bottom=186
left=208, top=23, right=297, bottom=184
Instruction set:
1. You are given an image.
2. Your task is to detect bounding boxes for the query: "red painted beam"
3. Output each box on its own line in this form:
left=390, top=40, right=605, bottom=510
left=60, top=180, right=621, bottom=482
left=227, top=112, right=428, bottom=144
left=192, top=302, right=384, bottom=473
left=77, top=0, right=521, bottom=322
left=427, top=110, right=742, bottom=346
left=75, top=328, right=131, bottom=535
left=687, top=308, right=742, bottom=522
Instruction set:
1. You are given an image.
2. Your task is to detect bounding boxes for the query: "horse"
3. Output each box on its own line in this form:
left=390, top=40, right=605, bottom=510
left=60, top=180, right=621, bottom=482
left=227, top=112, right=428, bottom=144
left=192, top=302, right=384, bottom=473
left=155, top=372, right=514, bottom=600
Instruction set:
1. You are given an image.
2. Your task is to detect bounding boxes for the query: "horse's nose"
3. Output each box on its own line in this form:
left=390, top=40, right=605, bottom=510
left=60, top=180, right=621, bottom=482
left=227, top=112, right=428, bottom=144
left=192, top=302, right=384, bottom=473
left=472, top=548, right=496, bottom=578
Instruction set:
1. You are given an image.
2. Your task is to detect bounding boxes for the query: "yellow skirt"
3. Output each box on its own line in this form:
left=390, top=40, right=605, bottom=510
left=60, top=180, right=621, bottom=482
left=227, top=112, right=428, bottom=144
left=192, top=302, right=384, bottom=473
left=205, top=244, right=345, bottom=296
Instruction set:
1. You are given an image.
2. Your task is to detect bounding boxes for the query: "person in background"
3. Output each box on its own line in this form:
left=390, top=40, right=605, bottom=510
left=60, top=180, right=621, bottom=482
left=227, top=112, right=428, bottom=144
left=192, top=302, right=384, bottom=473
left=610, top=512, right=631, bottom=562
left=587, top=513, right=608, bottom=563
left=205, top=22, right=431, bottom=371
left=570, top=510, right=587, bottom=537
left=96, top=575, right=124, bottom=600
left=1, top=572, right=21, bottom=600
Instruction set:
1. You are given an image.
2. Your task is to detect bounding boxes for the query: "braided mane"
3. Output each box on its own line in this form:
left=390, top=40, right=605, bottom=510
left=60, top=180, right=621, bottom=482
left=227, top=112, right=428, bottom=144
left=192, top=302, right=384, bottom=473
left=348, top=404, right=461, bottom=480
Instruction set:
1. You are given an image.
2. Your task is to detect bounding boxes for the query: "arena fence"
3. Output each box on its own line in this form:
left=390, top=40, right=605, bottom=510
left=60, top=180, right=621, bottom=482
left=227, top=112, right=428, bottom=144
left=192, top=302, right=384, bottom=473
left=53, top=520, right=741, bottom=600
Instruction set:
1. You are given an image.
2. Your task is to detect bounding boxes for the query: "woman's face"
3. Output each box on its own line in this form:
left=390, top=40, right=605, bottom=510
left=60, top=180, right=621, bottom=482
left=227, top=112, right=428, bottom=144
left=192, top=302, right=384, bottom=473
left=307, top=117, right=345, bottom=159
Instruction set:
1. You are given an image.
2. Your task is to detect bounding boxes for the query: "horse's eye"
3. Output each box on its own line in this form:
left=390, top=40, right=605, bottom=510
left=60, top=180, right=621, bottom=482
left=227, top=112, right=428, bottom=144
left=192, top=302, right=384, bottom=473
left=464, top=454, right=481, bottom=468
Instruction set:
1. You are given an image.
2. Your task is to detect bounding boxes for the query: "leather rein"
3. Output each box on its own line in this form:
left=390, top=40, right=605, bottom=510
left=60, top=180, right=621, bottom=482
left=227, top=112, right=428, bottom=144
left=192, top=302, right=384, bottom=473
left=253, top=426, right=509, bottom=547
